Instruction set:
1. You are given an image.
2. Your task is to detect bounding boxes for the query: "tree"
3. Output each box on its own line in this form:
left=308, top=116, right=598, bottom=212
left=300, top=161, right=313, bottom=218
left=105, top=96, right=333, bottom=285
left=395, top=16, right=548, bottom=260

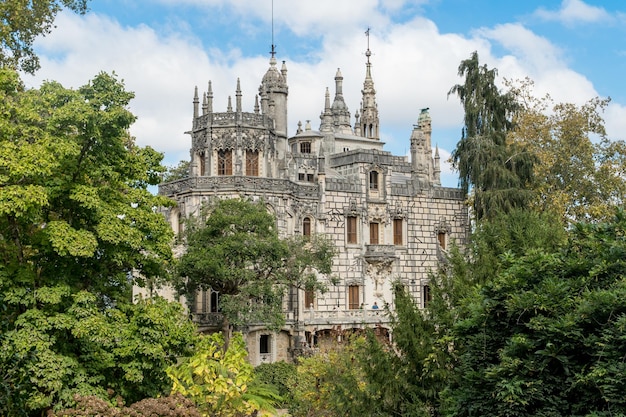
left=162, top=159, right=190, bottom=182
left=167, top=332, right=280, bottom=417
left=448, top=210, right=626, bottom=416
left=0, top=0, right=90, bottom=74
left=508, top=78, right=626, bottom=223
left=449, top=51, right=535, bottom=220
left=176, top=198, right=335, bottom=346
left=0, top=68, right=180, bottom=415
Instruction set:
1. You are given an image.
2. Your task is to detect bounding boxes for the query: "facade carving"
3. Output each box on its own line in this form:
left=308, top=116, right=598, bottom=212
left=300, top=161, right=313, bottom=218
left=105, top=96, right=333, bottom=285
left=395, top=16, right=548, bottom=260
left=150, top=42, right=468, bottom=365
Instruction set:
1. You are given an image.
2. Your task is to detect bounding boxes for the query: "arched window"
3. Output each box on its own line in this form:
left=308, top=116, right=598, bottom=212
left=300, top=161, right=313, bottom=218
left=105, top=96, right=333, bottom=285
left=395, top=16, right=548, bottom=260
left=218, top=150, right=232, bottom=175
left=303, top=217, right=311, bottom=237
left=246, top=150, right=259, bottom=176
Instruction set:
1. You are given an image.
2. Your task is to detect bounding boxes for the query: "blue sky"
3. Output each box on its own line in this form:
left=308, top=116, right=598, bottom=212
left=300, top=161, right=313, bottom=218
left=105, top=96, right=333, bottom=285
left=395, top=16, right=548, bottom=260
left=22, top=0, right=626, bottom=188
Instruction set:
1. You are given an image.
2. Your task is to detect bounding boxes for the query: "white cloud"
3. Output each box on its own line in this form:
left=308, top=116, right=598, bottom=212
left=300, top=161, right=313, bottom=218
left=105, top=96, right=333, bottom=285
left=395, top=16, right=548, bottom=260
left=534, top=0, right=612, bottom=26
left=21, top=2, right=623, bottom=189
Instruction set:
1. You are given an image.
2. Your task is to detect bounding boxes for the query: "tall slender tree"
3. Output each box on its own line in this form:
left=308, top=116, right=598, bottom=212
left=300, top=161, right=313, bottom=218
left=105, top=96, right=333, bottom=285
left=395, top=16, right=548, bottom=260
left=449, top=51, right=535, bottom=220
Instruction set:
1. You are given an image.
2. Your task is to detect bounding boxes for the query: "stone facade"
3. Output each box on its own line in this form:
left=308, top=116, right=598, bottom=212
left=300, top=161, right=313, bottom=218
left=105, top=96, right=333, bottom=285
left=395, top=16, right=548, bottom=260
left=155, top=46, right=468, bottom=365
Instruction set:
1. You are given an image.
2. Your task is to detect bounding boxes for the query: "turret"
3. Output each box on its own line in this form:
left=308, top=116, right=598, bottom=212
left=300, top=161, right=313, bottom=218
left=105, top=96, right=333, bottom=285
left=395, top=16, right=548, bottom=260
left=330, top=68, right=352, bottom=134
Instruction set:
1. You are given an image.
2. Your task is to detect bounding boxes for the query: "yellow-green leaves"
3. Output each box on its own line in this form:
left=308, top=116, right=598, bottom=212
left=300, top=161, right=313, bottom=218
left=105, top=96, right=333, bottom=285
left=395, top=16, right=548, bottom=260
left=167, top=332, right=268, bottom=417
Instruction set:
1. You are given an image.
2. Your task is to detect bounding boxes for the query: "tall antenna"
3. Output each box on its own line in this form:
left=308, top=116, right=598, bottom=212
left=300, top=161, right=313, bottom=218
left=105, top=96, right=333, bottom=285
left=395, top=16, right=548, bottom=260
left=270, top=0, right=276, bottom=57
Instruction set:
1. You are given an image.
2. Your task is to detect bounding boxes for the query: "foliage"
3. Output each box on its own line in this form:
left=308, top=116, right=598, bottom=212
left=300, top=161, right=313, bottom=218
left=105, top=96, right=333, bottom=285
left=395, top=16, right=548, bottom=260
left=508, top=78, right=626, bottom=223
left=176, top=198, right=335, bottom=343
left=288, top=336, right=372, bottom=417
left=162, top=160, right=190, bottom=182
left=449, top=51, right=535, bottom=220
left=0, top=68, right=179, bottom=415
left=51, top=393, right=201, bottom=416
left=0, top=0, right=89, bottom=74
left=167, top=332, right=280, bottom=417
left=448, top=209, right=626, bottom=416
left=253, top=361, right=297, bottom=407
left=0, top=294, right=198, bottom=415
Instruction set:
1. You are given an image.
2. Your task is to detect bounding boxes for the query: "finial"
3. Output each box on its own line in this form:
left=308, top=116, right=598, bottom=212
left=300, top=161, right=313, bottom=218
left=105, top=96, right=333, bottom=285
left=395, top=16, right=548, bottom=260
left=365, top=27, right=372, bottom=63
left=270, top=0, right=276, bottom=58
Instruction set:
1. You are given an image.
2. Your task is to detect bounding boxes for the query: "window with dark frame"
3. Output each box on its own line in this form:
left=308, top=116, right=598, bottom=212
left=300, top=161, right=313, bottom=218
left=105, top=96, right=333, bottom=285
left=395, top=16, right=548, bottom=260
left=393, top=218, right=403, bottom=245
left=300, top=142, right=311, bottom=153
left=348, top=285, right=359, bottom=310
left=260, top=334, right=270, bottom=354
left=369, top=222, right=379, bottom=244
left=346, top=216, right=357, bottom=244
left=369, top=170, right=379, bottom=189
left=423, top=285, right=431, bottom=307
left=217, top=150, right=232, bottom=175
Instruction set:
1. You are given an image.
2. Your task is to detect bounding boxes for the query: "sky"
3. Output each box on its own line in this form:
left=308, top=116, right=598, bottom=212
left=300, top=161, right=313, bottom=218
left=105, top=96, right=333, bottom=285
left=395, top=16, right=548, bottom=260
left=21, top=0, right=626, bottom=188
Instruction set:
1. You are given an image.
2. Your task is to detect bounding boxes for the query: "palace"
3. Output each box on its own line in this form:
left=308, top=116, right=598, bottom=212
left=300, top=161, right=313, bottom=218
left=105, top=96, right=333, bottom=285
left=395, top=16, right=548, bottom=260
left=154, top=40, right=468, bottom=365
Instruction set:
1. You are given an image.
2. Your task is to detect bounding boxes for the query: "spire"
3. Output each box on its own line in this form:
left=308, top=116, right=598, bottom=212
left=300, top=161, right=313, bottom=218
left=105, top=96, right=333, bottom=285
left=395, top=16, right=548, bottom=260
left=360, top=28, right=379, bottom=139
left=254, top=94, right=260, bottom=114
left=319, top=87, right=333, bottom=132
left=202, top=92, right=207, bottom=115
left=193, top=86, right=199, bottom=118
left=236, top=78, right=242, bottom=113
left=331, top=68, right=352, bottom=134
left=207, top=81, right=213, bottom=113
left=434, top=145, right=441, bottom=186
left=227, top=96, right=232, bottom=113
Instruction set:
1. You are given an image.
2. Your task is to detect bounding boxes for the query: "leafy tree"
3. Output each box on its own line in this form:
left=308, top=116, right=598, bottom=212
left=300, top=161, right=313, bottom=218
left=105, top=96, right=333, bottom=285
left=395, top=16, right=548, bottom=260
left=448, top=210, right=626, bottom=416
left=167, top=332, right=280, bottom=417
left=0, top=68, right=180, bottom=415
left=176, top=198, right=335, bottom=346
left=254, top=361, right=297, bottom=408
left=1, top=294, right=198, bottom=415
left=508, top=78, right=626, bottom=223
left=162, top=159, right=190, bottom=182
left=449, top=51, right=535, bottom=220
left=0, top=0, right=89, bottom=74
left=288, top=335, right=371, bottom=417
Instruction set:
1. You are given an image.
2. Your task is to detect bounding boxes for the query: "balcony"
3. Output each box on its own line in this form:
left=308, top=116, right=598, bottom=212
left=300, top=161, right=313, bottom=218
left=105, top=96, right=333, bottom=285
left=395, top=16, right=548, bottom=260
left=364, top=244, right=396, bottom=261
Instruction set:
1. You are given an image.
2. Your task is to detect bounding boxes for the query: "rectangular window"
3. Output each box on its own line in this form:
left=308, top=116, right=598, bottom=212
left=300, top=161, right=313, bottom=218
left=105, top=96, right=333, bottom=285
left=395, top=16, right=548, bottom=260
left=245, top=150, right=259, bottom=176
left=438, top=232, right=446, bottom=250
left=393, top=219, right=403, bottom=245
left=369, top=222, right=379, bottom=244
left=298, top=173, right=305, bottom=181
left=303, top=218, right=311, bottom=237
left=304, top=289, right=315, bottom=309
left=423, top=285, right=431, bottom=308
left=217, top=150, right=232, bottom=175
left=348, top=285, right=359, bottom=310
left=346, top=216, right=357, bottom=244
left=260, top=334, right=270, bottom=354
left=307, top=173, right=314, bottom=182
left=300, top=142, right=311, bottom=153
left=369, top=171, right=379, bottom=189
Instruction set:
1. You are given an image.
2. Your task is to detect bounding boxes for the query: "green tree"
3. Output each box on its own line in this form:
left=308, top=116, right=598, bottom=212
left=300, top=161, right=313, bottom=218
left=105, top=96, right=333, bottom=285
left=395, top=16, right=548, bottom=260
left=508, top=78, right=626, bottom=223
left=448, top=210, right=626, bottom=416
left=0, top=0, right=89, bottom=74
left=168, top=332, right=280, bottom=417
left=449, top=51, right=535, bottom=220
left=176, top=198, right=335, bottom=346
left=0, top=68, right=180, bottom=415
left=162, top=159, right=190, bottom=182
